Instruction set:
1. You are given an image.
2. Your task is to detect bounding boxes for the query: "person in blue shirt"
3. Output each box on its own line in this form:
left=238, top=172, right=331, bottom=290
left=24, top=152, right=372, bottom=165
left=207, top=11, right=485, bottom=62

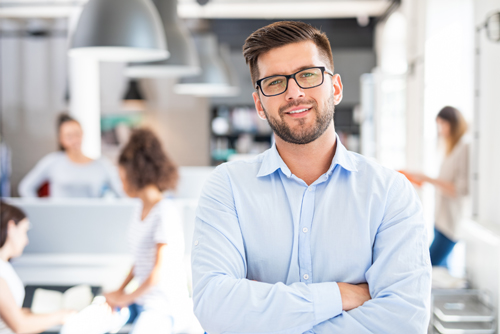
left=191, top=21, right=431, bottom=334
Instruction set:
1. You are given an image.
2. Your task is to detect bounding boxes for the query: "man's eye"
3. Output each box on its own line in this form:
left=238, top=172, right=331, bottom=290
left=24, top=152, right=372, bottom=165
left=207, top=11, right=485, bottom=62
left=301, top=72, right=315, bottom=77
left=269, top=79, right=282, bottom=86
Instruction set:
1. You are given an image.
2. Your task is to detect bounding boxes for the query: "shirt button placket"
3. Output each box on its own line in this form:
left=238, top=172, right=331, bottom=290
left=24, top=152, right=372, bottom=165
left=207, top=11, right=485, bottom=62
left=299, top=185, right=315, bottom=283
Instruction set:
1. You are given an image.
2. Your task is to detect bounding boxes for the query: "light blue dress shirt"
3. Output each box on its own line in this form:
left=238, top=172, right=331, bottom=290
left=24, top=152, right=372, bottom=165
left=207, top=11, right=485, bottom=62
left=192, top=136, right=431, bottom=334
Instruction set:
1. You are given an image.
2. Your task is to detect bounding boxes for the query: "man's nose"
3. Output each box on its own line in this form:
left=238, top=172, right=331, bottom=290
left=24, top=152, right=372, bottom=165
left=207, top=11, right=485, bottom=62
left=284, top=77, right=305, bottom=101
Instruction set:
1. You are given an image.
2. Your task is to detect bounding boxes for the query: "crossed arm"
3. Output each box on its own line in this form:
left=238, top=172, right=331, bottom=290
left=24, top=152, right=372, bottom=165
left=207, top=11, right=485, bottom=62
left=191, top=170, right=431, bottom=334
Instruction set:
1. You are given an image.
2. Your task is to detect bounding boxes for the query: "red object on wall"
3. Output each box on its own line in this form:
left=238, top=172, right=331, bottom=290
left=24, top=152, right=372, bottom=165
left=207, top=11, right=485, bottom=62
left=37, top=182, right=50, bottom=197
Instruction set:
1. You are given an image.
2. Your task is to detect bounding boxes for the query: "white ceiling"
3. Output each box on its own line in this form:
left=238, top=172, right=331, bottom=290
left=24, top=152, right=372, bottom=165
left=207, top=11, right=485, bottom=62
left=0, top=0, right=85, bottom=18
left=0, top=0, right=392, bottom=19
left=178, top=0, right=392, bottom=19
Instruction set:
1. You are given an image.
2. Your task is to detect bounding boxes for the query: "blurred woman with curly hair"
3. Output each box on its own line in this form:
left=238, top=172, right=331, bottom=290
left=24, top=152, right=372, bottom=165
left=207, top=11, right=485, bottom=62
left=104, top=128, right=193, bottom=334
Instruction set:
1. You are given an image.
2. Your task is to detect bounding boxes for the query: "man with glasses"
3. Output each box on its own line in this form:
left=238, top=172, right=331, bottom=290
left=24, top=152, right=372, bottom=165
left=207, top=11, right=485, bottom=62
left=192, top=21, right=431, bottom=333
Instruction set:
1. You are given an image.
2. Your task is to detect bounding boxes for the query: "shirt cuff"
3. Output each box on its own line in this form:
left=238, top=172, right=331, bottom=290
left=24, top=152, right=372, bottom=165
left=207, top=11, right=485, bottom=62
left=310, top=282, right=343, bottom=323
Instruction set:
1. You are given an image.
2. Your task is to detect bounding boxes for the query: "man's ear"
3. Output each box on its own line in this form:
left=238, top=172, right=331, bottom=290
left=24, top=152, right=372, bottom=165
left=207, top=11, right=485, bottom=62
left=332, top=74, right=343, bottom=105
left=252, top=91, right=267, bottom=120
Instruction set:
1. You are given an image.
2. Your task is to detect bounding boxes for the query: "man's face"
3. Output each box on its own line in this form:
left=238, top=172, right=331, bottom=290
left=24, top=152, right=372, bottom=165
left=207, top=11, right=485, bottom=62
left=252, top=40, right=343, bottom=145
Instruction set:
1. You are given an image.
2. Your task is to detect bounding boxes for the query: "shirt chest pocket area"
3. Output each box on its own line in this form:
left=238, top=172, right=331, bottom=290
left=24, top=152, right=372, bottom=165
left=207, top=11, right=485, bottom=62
left=238, top=210, right=295, bottom=280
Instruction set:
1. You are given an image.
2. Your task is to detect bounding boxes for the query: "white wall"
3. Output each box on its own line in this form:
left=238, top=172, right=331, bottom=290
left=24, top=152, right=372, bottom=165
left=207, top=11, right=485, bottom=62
left=0, top=18, right=69, bottom=196
left=395, top=0, right=475, bottom=234
left=424, top=0, right=476, bottom=241
left=475, top=0, right=500, bottom=226
left=140, top=78, right=211, bottom=166
left=402, top=0, right=427, bottom=173
left=456, top=0, right=500, bottom=316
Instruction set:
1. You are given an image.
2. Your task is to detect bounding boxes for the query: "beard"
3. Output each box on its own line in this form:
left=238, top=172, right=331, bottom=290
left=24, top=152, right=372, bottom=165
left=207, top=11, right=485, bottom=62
left=262, top=90, right=335, bottom=145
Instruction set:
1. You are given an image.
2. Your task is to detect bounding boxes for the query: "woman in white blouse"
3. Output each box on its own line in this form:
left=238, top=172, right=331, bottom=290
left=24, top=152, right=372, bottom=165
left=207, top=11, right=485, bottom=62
left=404, top=106, right=469, bottom=267
left=0, top=201, right=74, bottom=334
left=18, top=114, right=123, bottom=198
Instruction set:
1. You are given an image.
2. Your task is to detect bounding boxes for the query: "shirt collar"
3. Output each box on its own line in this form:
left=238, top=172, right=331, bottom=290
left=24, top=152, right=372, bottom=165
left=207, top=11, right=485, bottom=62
left=256, top=142, right=292, bottom=178
left=256, top=133, right=358, bottom=178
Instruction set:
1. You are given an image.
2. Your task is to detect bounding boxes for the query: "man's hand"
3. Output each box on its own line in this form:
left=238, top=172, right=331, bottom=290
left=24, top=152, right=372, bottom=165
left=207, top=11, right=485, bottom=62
left=337, top=283, right=371, bottom=311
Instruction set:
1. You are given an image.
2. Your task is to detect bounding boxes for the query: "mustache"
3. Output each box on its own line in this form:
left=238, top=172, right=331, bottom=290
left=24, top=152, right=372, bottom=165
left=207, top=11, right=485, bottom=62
left=278, top=99, right=318, bottom=115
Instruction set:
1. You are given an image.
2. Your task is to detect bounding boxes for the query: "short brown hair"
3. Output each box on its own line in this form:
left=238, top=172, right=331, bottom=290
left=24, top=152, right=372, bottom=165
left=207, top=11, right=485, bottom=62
left=437, top=106, right=468, bottom=155
left=118, top=128, right=179, bottom=192
left=1, top=202, right=27, bottom=248
left=242, top=21, right=334, bottom=86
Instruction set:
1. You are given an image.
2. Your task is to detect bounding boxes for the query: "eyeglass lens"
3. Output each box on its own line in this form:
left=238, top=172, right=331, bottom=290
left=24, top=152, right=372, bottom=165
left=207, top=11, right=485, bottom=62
left=261, top=68, right=323, bottom=96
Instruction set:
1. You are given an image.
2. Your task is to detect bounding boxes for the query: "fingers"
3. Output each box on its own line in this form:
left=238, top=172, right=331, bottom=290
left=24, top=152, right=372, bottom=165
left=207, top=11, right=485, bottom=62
left=338, top=282, right=372, bottom=311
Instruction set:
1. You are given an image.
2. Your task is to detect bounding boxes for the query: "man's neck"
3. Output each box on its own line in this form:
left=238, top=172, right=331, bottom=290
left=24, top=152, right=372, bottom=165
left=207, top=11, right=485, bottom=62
left=275, top=125, right=337, bottom=186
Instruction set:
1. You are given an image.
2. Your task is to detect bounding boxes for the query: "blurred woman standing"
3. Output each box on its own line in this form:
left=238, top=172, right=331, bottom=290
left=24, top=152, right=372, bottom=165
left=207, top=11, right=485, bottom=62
left=18, top=114, right=123, bottom=198
left=104, top=129, right=193, bottom=333
left=405, top=106, right=469, bottom=267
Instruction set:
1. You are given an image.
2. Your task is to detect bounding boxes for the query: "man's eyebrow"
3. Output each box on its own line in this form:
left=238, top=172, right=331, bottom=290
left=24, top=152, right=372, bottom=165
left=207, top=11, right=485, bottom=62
left=264, top=65, right=319, bottom=78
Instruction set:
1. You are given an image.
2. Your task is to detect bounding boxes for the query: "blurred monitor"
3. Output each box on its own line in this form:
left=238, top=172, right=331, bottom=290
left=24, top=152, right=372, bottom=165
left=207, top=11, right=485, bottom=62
left=3, top=198, right=140, bottom=254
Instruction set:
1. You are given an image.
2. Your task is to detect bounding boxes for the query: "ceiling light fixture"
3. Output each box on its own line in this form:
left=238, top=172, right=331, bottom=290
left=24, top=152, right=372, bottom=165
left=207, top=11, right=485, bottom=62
left=68, top=0, right=168, bottom=62
left=174, top=33, right=239, bottom=97
left=125, top=0, right=201, bottom=78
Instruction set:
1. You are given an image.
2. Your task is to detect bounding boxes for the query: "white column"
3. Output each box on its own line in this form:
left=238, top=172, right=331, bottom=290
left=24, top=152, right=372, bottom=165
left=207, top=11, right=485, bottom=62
left=402, top=0, right=427, bottom=173
left=69, top=56, right=101, bottom=159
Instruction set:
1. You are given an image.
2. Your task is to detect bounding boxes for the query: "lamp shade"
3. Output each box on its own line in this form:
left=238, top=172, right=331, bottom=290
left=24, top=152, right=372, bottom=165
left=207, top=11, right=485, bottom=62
left=126, top=0, right=201, bottom=78
left=174, top=33, right=239, bottom=97
left=69, top=0, right=168, bottom=62
left=123, top=80, right=144, bottom=100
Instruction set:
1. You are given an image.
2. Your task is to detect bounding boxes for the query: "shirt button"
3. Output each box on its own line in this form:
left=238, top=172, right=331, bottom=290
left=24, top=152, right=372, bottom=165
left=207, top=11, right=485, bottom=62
left=308, top=187, right=312, bottom=192
left=303, top=274, right=309, bottom=280
left=302, top=227, right=308, bottom=233
left=194, top=240, right=199, bottom=246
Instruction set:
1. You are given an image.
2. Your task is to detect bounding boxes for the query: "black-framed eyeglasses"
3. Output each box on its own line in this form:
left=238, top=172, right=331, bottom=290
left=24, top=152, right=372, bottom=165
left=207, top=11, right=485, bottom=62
left=255, top=66, right=334, bottom=97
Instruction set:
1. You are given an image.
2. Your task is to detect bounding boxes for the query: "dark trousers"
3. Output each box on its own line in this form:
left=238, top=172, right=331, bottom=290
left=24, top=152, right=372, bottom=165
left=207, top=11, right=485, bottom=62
left=429, top=227, right=457, bottom=267
left=126, top=303, right=145, bottom=324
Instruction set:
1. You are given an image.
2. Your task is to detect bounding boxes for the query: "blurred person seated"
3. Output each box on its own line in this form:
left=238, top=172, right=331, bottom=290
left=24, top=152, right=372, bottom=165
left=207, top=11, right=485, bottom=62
left=18, top=114, right=124, bottom=198
left=104, top=128, right=195, bottom=334
left=403, top=106, right=469, bottom=269
left=0, top=201, right=74, bottom=334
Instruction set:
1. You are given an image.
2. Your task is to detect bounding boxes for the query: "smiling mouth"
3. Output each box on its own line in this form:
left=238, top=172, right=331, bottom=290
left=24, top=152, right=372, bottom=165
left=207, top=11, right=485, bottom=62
left=286, top=107, right=312, bottom=115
